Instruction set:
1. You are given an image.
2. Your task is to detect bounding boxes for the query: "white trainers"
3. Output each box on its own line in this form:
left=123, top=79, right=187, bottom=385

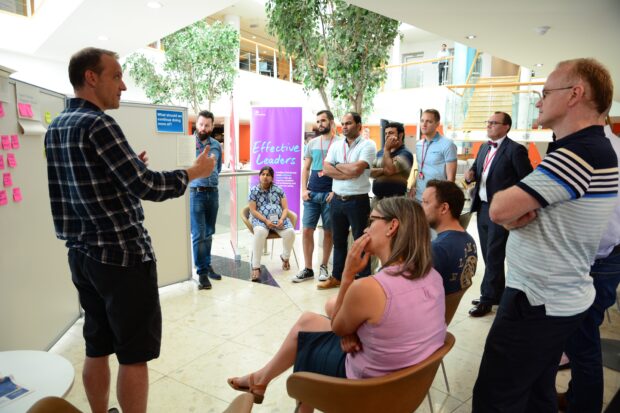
left=291, top=268, right=314, bottom=283
left=318, top=264, right=330, bottom=281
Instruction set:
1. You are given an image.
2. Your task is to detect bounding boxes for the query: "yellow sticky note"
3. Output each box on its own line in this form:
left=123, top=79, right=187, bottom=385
left=45, top=111, right=51, bottom=124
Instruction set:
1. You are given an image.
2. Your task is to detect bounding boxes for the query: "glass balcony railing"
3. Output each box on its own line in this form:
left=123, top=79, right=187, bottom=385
left=0, top=0, right=33, bottom=17
left=239, top=36, right=299, bottom=84
left=384, top=56, right=456, bottom=90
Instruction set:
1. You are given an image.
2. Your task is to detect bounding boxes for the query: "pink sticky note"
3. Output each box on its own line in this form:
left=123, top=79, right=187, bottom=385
left=1, top=135, right=9, bottom=150
left=0, top=155, right=3, bottom=170
left=0, top=102, right=4, bottom=118
left=12, top=187, right=22, bottom=202
left=18, top=103, right=33, bottom=118
left=7, top=153, right=16, bottom=168
left=3, top=172, right=12, bottom=187
left=11, top=135, right=19, bottom=149
left=0, top=190, right=7, bottom=206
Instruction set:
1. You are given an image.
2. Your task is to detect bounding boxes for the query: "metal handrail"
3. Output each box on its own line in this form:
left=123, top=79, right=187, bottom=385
left=384, top=55, right=454, bottom=69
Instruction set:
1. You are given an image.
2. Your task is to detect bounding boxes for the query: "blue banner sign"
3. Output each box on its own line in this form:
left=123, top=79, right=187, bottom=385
left=156, top=110, right=184, bottom=133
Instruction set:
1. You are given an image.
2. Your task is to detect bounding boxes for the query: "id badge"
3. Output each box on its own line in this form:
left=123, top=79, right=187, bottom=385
left=269, top=213, right=279, bottom=224
left=418, top=171, right=425, bottom=180
left=318, top=171, right=324, bottom=177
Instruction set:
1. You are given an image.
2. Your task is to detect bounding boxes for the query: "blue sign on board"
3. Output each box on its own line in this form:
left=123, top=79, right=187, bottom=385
left=156, top=110, right=184, bottom=133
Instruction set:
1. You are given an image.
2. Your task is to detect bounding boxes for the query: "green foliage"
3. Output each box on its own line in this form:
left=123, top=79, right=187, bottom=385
left=265, top=0, right=399, bottom=116
left=123, top=20, right=239, bottom=113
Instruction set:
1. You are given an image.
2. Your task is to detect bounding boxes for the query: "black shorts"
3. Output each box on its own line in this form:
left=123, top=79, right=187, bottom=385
left=68, top=249, right=162, bottom=364
left=294, top=331, right=347, bottom=378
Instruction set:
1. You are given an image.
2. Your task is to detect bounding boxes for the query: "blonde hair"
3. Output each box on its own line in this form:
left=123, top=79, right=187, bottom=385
left=375, top=197, right=432, bottom=280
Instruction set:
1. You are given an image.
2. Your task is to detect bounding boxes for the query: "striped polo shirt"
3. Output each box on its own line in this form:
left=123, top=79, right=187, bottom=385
left=506, top=125, right=618, bottom=316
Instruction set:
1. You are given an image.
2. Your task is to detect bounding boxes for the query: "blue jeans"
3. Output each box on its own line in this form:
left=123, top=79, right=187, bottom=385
left=190, top=190, right=219, bottom=275
left=565, top=251, right=620, bottom=413
left=302, top=191, right=332, bottom=230
left=330, top=196, right=370, bottom=281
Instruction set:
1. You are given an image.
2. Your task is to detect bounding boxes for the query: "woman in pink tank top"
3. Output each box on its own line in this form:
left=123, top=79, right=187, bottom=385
left=228, top=198, right=447, bottom=412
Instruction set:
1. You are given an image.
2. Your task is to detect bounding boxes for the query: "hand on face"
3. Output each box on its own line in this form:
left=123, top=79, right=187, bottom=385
left=342, top=233, right=371, bottom=282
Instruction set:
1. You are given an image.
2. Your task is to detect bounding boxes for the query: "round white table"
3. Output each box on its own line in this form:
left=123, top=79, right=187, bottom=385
left=0, top=350, right=74, bottom=413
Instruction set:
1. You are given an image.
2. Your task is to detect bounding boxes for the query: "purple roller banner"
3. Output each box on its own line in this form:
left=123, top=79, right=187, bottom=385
left=250, top=107, right=302, bottom=229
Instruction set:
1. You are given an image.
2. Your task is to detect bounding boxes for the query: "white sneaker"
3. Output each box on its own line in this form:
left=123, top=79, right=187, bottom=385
left=318, top=265, right=330, bottom=281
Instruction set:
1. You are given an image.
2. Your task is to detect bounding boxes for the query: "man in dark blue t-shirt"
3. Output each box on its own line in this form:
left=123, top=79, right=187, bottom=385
left=422, top=180, right=478, bottom=294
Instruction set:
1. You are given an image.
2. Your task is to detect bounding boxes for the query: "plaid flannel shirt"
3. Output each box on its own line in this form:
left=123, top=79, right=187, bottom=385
left=45, top=98, right=188, bottom=266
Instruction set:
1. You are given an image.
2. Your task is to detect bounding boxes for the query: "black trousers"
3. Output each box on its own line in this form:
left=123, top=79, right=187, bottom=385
left=477, top=202, right=509, bottom=304
left=473, top=287, right=586, bottom=412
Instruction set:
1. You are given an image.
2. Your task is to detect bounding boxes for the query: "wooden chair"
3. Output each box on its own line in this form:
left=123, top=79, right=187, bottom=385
left=458, top=211, right=473, bottom=230
left=438, top=286, right=470, bottom=394
left=27, top=397, right=82, bottom=413
left=240, top=206, right=299, bottom=269
left=286, top=333, right=455, bottom=413
left=222, top=393, right=255, bottom=413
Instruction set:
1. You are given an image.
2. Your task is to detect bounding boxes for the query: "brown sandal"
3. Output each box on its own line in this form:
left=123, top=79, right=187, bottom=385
left=251, top=268, right=261, bottom=282
left=280, top=255, right=291, bottom=271
left=227, top=373, right=267, bottom=404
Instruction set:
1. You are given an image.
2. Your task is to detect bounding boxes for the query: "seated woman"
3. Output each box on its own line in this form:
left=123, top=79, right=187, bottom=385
left=248, top=166, right=295, bottom=281
left=228, top=197, right=446, bottom=411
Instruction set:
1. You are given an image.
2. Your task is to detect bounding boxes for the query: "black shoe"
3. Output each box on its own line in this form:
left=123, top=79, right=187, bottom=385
left=198, top=274, right=212, bottom=290
left=108, top=408, right=120, bottom=413
left=469, top=303, right=492, bottom=317
left=207, top=266, right=222, bottom=280
left=557, top=392, right=568, bottom=412
left=472, top=298, right=500, bottom=306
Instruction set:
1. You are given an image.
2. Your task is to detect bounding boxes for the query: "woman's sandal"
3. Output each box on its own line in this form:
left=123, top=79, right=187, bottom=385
left=280, top=255, right=291, bottom=271
left=251, top=268, right=261, bottom=282
left=227, top=373, right=267, bottom=404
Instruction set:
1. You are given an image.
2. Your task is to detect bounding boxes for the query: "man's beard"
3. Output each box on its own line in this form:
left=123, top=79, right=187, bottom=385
left=317, top=126, right=330, bottom=136
left=197, top=130, right=210, bottom=140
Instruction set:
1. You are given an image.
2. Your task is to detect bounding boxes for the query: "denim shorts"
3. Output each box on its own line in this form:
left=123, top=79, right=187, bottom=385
left=302, top=191, right=332, bottom=230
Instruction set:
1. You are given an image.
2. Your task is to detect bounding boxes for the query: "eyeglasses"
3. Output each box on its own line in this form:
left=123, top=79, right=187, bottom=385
left=485, top=121, right=506, bottom=126
left=541, top=85, right=574, bottom=99
left=367, top=215, right=390, bottom=227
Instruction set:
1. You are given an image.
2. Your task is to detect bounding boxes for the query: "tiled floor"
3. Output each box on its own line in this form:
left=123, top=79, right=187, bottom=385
left=50, top=218, right=620, bottom=412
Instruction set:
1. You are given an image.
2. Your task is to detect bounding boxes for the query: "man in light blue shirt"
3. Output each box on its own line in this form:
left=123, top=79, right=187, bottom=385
left=320, top=112, right=376, bottom=289
left=410, top=109, right=457, bottom=202
left=189, top=110, right=223, bottom=290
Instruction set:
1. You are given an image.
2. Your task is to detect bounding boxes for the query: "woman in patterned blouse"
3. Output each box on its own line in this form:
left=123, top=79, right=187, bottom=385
left=248, top=166, right=295, bottom=281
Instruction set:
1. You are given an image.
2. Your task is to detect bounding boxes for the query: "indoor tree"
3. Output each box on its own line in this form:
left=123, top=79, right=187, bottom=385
left=265, top=0, right=399, bottom=116
left=123, top=20, right=239, bottom=113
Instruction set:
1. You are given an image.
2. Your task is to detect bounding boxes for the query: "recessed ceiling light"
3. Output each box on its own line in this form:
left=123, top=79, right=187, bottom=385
left=146, top=1, right=163, bottom=9
left=98, top=35, right=108, bottom=41
left=465, top=34, right=476, bottom=40
left=535, top=63, right=544, bottom=67
left=252, top=35, right=256, bottom=39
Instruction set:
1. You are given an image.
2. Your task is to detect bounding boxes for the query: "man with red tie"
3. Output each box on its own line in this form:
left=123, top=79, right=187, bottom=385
left=465, top=112, right=532, bottom=317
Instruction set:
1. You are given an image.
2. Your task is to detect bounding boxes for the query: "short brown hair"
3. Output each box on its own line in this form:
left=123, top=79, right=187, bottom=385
left=374, top=197, right=432, bottom=281
left=557, top=58, right=613, bottom=114
left=422, top=109, right=440, bottom=122
left=426, top=179, right=465, bottom=219
left=68, top=47, right=119, bottom=89
left=494, top=111, right=512, bottom=132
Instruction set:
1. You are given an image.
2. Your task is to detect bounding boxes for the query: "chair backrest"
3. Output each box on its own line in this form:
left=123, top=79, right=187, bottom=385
left=286, top=333, right=456, bottom=413
left=222, top=393, right=254, bottom=413
left=445, top=287, right=469, bottom=326
left=240, top=206, right=254, bottom=234
left=27, top=397, right=82, bottom=413
left=458, top=211, right=473, bottom=230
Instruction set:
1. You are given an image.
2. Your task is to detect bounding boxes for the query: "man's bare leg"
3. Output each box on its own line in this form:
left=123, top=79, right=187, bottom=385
left=117, top=362, right=149, bottom=413
left=322, top=230, right=333, bottom=267
left=302, top=228, right=315, bottom=270
left=83, top=355, right=111, bottom=413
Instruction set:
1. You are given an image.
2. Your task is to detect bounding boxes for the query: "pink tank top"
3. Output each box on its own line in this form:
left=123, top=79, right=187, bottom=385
left=345, top=265, right=446, bottom=379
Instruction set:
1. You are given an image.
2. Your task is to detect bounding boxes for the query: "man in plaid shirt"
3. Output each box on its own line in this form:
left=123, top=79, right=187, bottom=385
left=45, top=47, right=215, bottom=413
